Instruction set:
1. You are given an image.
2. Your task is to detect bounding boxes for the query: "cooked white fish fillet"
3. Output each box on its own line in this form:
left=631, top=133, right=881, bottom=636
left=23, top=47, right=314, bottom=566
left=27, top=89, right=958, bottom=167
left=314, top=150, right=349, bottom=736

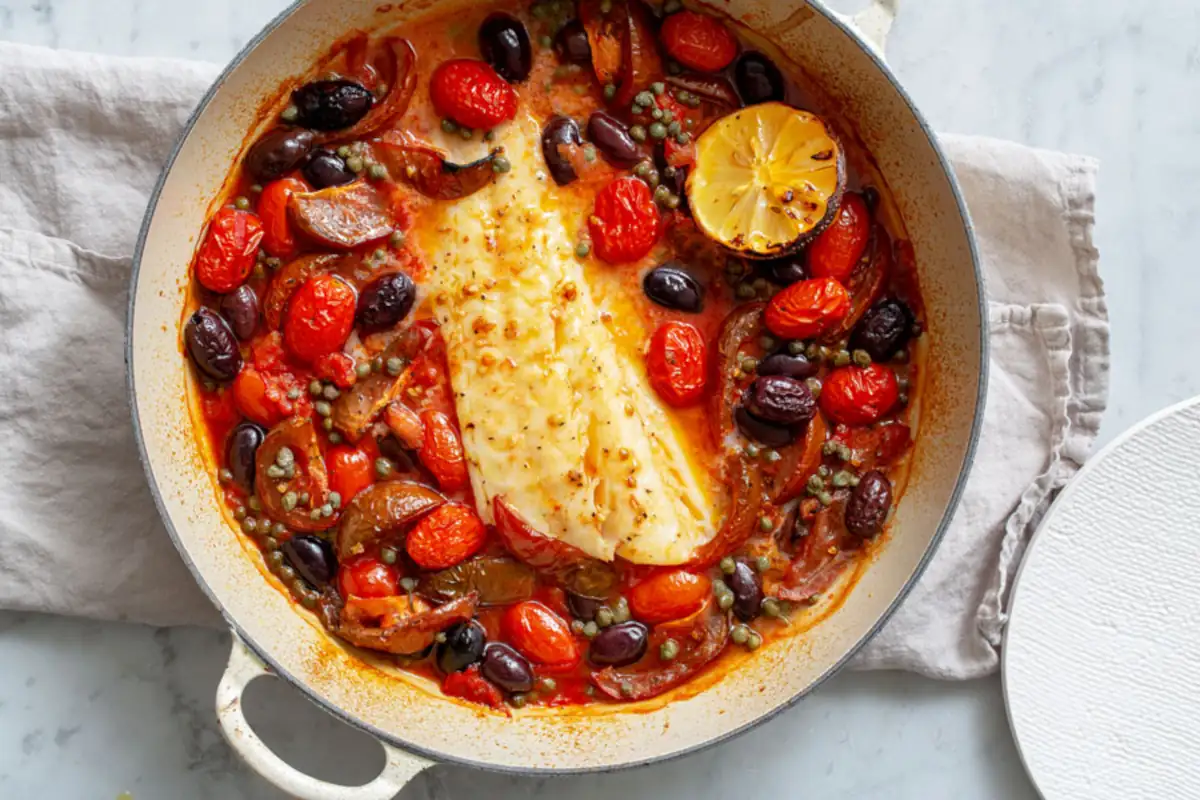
left=414, top=111, right=716, bottom=565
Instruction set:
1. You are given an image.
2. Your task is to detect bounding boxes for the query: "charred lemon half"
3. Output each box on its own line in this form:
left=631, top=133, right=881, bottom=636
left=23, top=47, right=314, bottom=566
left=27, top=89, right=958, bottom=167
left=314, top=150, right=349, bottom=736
left=687, top=102, right=846, bottom=258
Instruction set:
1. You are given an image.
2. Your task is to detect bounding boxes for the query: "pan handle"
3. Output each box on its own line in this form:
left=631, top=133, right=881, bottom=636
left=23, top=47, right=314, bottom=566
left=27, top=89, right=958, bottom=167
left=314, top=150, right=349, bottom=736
left=839, top=0, right=898, bottom=56
left=217, top=635, right=434, bottom=800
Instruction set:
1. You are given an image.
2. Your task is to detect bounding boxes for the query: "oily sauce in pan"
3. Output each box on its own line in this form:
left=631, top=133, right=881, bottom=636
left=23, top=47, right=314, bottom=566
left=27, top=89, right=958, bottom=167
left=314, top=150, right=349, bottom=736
left=183, top=0, right=924, bottom=711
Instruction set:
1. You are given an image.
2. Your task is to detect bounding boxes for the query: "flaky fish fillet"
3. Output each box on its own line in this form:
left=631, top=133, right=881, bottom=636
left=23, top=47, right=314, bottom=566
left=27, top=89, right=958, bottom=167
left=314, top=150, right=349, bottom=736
left=413, top=111, right=715, bottom=565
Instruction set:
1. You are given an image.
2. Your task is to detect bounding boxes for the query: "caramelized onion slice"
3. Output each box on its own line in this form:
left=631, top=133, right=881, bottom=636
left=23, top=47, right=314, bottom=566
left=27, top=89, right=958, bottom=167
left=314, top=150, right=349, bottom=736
left=335, top=480, right=445, bottom=561
left=290, top=181, right=395, bottom=250
left=377, top=142, right=502, bottom=201
left=592, top=611, right=729, bottom=701
left=336, top=593, right=478, bottom=655
left=256, top=418, right=333, bottom=532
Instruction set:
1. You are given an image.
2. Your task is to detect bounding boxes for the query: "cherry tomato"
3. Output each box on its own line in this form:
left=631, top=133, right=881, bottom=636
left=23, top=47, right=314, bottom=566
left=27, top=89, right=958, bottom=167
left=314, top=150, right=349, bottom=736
left=419, top=410, right=469, bottom=492
left=283, top=274, right=357, bottom=363
left=764, top=277, right=851, bottom=340
left=442, top=664, right=505, bottom=710
left=647, top=321, right=707, bottom=407
left=406, top=503, right=487, bottom=570
left=232, top=367, right=282, bottom=427
left=195, top=207, right=264, bottom=293
left=327, top=445, right=374, bottom=503
left=808, top=193, right=870, bottom=283
left=589, top=176, right=661, bottom=264
left=662, top=135, right=696, bottom=169
left=337, top=555, right=399, bottom=599
left=313, top=350, right=357, bottom=389
left=385, top=402, right=425, bottom=451
left=628, top=569, right=711, bottom=624
left=820, top=364, right=900, bottom=425
left=258, top=177, right=308, bottom=259
left=429, top=59, right=518, bottom=130
left=502, top=601, right=580, bottom=668
left=660, top=11, right=739, bottom=73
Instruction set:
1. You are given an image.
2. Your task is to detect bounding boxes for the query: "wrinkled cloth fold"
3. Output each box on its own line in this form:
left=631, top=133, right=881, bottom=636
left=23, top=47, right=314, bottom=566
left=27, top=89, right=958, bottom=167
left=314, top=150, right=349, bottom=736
left=0, top=43, right=1107, bottom=678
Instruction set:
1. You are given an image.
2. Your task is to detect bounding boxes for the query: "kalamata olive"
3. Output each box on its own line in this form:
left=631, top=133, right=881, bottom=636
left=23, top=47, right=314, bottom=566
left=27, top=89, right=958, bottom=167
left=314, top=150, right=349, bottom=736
left=589, top=621, right=649, bottom=667
left=436, top=619, right=487, bottom=674
left=747, top=376, right=817, bottom=426
left=734, top=52, right=785, bottom=105
left=643, top=264, right=704, bottom=313
left=587, top=111, right=640, bottom=166
left=220, top=284, right=259, bottom=341
left=185, top=307, right=242, bottom=383
left=862, top=186, right=881, bottom=212
left=541, top=115, right=582, bottom=186
left=480, top=642, right=535, bottom=693
left=292, top=79, right=374, bottom=131
left=729, top=560, right=763, bottom=622
left=226, top=421, right=266, bottom=492
left=845, top=470, right=893, bottom=538
left=282, top=535, right=337, bottom=589
left=245, top=128, right=315, bottom=183
left=479, top=13, right=532, bottom=82
left=554, top=20, right=592, bottom=65
left=758, top=353, right=817, bottom=380
left=567, top=592, right=603, bottom=621
left=760, top=255, right=808, bottom=285
left=356, top=272, right=416, bottom=331
left=302, top=150, right=355, bottom=190
left=850, top=299, right=916, bottom=363
left=735, top=406, right=796, bottom=447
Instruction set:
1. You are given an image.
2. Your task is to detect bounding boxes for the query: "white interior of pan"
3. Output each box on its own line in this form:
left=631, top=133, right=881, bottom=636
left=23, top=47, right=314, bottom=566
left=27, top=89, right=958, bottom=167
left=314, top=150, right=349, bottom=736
left=129, top=0, right=983, bottom=772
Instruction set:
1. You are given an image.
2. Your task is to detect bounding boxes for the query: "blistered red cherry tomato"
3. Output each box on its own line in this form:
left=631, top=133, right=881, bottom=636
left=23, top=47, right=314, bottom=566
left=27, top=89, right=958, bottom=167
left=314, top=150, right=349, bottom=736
left=647, top=321, right=707, bottom=407
left=418, top=410, right=469, bottom=492
left=406, top=503, right=487, bottom=570
left=429, top=59, right=518, bottom=130
left=327, top=445, right=374, bottom=503
left=808, top=193, right=870, bottom=283
left=660, top=11, right=739, bottom=73
left=258, top=177, right=308, bottom=259
left=195, top=207, right=264, bottom=293
left=820, top=364, right=900, bottom=425
left=629, top=569, right=711, bottom=624
left=589, top=176, right=661, bottom=264
left=502, top=601, right=580, bottom=668
left=283, top=274, right=356, bottom=363
left=764, top=277, right=851, bottom=340
left=337, top=555, right=399, bottom=599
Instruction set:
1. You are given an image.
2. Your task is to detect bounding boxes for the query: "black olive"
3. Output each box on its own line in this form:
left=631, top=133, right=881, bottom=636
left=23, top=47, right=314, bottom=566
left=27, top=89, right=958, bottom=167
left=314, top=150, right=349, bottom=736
left=862, top=186, right=881, bottom=213
left=436, top=619, right=487, bottom=673
left=185, top=307, right=242, bottom=383
left=541, top=115, right=583, bottom=186
left=479, top=13, right=532, bottom=82
left=302, top=150, right=355, bottom=189
left=734, top=52, right=785, bottom=105
left=554, top=20, right=592, bottom=65
left=226, top=421, right=266, bottom=492
left=850, top=299, right=916, bottom=363
left=760, top=255, right=808, bottom=285
left=356, top=272, right=416, bottom=331
left=292, top=79, right=374, bottom=131
left=643, top=264, right=704, bottom=312
left=734, top=406, right=796, bottom=447
left=245, top=128, right=315, bottom=183
left=729, top=560, right=763, bottom=622
left=747, top=376, right=817, bottom=426
left=567, top=592, right=603, bottom=621
left=589, top=622, right=649, bottom=667
left=845, top=470, right=892, bottom=538
left=282, top=535, right=337, bottom=589
left=220, top=284, right=259, bottom=341
left=758, top=353, right=818, bottom=380
left=480, top=642, right=535, bottom=693
left=587, top=111, right=641, bottom=166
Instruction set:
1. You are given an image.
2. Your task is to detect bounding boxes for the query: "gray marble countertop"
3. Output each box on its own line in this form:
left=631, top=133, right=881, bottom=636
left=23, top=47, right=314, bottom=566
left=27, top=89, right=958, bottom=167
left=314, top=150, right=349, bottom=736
left=0, top=0, right=1185, bottom=797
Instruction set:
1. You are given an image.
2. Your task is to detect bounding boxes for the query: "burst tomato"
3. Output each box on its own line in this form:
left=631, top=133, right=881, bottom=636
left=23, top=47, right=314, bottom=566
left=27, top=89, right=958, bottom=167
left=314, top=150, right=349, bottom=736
left=628, top=569, right=711, bottom=624
left=764, top=277, right=851, bottom=340
left=313, top=350, right=357, bottom=389
left=429, top=59, right=517, bottom=130
left=258, top=177, right=308, bottom=259
left=589, top=176, right=661, bottom=264
left=660, top=11, right=739, bottom=73
left=820, top=364, right=900, bottom=426
left=406, top=503, right=486, bottom=570
left=337, top=555, right=399, bottom=599
left=327, top=445, right=374, bottom=503
left=419, top=410, right=469, bottom=492
left=502, top=601, right=580, bottom=668
left=232, top=367, right=283, bottom=427
left=647, top=321, right=707, bottom=407
left=808, top=193, right=870, bottom=283
left=195, top=207, right=264, bottom=293
left=442, top=665, right=506, bottom=711
left=283, top=274, right=357, bottom=363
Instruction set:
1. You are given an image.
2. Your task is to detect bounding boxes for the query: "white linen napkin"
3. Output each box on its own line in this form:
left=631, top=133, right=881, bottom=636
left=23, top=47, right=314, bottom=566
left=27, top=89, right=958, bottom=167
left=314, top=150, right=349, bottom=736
left=0, top=42, right=1107, bottom=679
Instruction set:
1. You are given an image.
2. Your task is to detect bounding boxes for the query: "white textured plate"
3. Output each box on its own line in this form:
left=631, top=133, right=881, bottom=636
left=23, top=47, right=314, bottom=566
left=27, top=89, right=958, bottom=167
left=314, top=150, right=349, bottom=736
left=1004, top=397, right=1200, bottom=798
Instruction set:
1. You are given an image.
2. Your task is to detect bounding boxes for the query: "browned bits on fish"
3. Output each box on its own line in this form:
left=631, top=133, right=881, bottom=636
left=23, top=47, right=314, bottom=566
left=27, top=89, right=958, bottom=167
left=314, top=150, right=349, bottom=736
left=618, top=447, right=631, bottom=460
left=624, top=402, right=635, bottom=417
left=480, top=351, right=498, bottom=368
left=549, top=413, right=567, bottom=427
left=561, top=281, right=578, bottom=302
left=473, top=317, right=496, bottom=335
left=812, top=149, right=833, bottom=161
left=567, top=469, right=585, bottom=486
left=463, top=282, right=481, bottom=297
left=504, top=320, right=520, bottom=339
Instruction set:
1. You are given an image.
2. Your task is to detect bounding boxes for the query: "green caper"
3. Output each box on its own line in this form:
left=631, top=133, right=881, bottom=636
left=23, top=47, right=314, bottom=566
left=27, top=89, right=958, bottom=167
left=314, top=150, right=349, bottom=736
left=314, top=400, right=332, bottom=417
left=852, top=349, right=873, bottom=367
left=390, top=230, right=407, bottom=248
left=441, top=118, right=458, bottom=133
left=232, top=505, right=247, bottom=521
left=381, top=546, right=398, bottom=565
left=635, top=90, right=655, bottom=107
left=788, top=340, right=807, bottom=356
left=575, top=241, right=591, bottom=258
left=595, top=607, right=615, bottom=628
left=234, top=196, right=251, bottom=211
left=660, top=639, right=680, bottom=661
left=744, top=443, right=761, bottom=458
left=759, top=516, right=774, bottom=533
left=762, top=598, right=783, bottom=618
left=806, top=377, right=822, bottom=399
left=648, top=122, right=667, bottom=140
left=806, top=474, right=824, bottom=495
left=538, top=677, right=558, bottom=692
left=322, top=385, right=340, bottom=401
left=386, top=357, right=406, bottom=376
left=355, top=362, right=371, bottom=379
left=718, top=592, right=735, bottom=611
left=755, top=555, right=771, bottom=572
left=241, top=517, right=258, bottom=533
left=511, top=693, right=528, bottom=708
left=280, top=106, right=299, bottom=123
left=582, top=621, right=599, bottom=638
left=630, top=125, right=648, bottom=142
left=308, top=380, right=323, bottom=396
left=719, top=557, right=736, bottom=575
left=346, top=155, right=365, bottom=173
left=375, top=458, right=394, bottom=479
left=818, top=491, right=834, bottom=506
left=832, top=470, right=855, bottom=488
left=746, top=632, right=762, bottom=651
left=731, top=625, right=749, bottom=645
left=368, top=163, right=388, bottom=180
left=492, top=156, right=512, bottom=174
left=266, top=464, right=285, bottom=480
left=267, top=551, right=286, bottom=569
left=571, top=619, right=585, bottom=635
left=736, top=282, right=757, bottom=299
left=612, top=596, right=631, bottom=623
left=833, top=350, right=852, bottom=367
left=603, top=83, right=617, bottom=100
